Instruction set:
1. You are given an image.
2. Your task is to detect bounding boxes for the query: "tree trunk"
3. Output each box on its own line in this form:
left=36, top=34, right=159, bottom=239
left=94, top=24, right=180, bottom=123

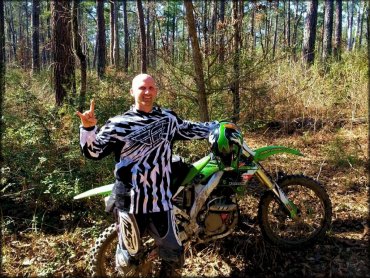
left=202, top=0, right=208, bottom=55
left=93, top=33, right=97, bottom=69
left=0, top=0, right=4, bottom=165
left=40, top=17, right=47, bottom=67
left=51, top=0, right=75, bottom=106
left=250, top=2, right=256, bottom=53
left=114, top=0, right=119, bottom=67
left=46, top=1, right=52, bottom=66
left=333, top=0, right=342, bottom=59
left=347, top=1, right=354, bottom=51
left=123, top=0, right=129, bottom=72
left=6, top=4, right=17, bottom=62
left=219, top=0, right=225, bottom=62
left=322, top=0, right=334, bottom=61
left=39, top=1, right=50, bottom=68
left=358, top=2, right=365, bottom=48
left=146, top=5, right=151, bottom=66
left=136, top=0, right=147, bottom=73
left=152, top=3, right=156, bottom=69
left=184, top=0, right=210, bottom=122
left=302, top=0, right=318, bottom=65
left=272, top=1, right=279, bottom=59
left=0, top=0, right=5, bottom=107
left=367, top=4, right=370, bottom=54
left=354, top=1, right=363, bottom=49
left=24, top=1, right=31, bottom=69
left=319, top=4, right=326, bottom=59
left=291, top=0, right=300, bottom=59
left=171, top=10, right=176, bottom=60
left=231, top=0, right=240, bottom=123
left=72, top=0, right=87, bottom=111
left=32, top=0, right=40, bottom=73
left=286, top=0, right=291, bottom=47
left=210, top=0, right=217, bottom=54
left=110, top=0, right=115, bottom=65
left=96, top=0, right=106, bottom=78
left=264, top=4, right=270, bottom=55
left=18, top=5, right=26, bottom=68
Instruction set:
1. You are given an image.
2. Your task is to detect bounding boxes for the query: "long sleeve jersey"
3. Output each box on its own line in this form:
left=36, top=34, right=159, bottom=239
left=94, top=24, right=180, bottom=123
left=79, top=106, right=218, bottom=214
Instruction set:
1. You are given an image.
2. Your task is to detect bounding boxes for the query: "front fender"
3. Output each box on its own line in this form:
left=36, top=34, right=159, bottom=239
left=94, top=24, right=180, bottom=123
left=253, top=146, right=303, bottom=163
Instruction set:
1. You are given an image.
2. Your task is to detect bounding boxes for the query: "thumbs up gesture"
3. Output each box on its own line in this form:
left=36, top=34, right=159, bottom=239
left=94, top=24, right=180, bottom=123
left=76, top=99, right=98, bottom=128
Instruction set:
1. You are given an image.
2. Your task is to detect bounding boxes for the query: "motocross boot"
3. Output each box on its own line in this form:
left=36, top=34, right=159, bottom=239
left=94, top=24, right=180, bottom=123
left=115, top=244, right=139, bottom=275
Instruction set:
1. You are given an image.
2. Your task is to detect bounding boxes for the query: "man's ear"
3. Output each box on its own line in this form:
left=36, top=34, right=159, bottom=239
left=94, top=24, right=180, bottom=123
left=130, top=88, right=133, bottom=96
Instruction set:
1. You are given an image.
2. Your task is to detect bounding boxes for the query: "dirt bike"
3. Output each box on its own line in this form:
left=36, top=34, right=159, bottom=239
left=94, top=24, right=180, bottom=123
left=74, top=134, right=332, bottom=277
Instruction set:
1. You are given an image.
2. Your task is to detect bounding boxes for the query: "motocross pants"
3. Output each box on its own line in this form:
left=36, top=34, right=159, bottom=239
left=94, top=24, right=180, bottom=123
left=111, top=181, right=184, bottom=273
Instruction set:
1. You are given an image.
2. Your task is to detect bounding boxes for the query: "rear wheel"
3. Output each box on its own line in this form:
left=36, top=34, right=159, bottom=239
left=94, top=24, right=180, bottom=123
left=258, top=175, right=332, bottom=250
left=90, top=224, right=157, bottom=277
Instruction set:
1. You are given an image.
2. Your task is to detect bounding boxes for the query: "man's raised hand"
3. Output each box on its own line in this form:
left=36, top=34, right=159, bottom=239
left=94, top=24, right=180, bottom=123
left=76, top=99, right=98, bottom=128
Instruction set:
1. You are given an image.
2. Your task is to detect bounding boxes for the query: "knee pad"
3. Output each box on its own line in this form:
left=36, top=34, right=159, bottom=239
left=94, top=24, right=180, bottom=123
left=117, top=210, right=141, bottom=255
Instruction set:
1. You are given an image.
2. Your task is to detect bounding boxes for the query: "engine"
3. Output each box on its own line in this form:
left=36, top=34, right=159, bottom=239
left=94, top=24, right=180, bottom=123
left=199, top=194, right=239, bottom=237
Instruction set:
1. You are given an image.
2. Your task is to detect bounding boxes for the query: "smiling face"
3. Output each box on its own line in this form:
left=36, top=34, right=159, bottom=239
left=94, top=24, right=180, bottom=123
left=130, top=74, right=158, bottom=113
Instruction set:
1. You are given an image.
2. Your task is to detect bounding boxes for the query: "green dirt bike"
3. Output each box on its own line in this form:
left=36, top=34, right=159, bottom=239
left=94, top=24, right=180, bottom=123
left=74, top=122, right=332, bottom=277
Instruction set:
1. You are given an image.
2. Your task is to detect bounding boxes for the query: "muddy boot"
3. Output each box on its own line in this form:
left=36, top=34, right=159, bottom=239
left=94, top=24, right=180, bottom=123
left=115, top=244, right=139, bottom=275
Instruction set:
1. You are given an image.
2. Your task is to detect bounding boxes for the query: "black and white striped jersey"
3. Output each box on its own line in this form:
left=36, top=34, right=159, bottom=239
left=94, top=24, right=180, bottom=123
left=79, top=106, right=218, bottom=214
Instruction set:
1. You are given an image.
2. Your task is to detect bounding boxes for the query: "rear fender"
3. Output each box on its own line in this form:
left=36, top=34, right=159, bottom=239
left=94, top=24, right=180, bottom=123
left=73, top=184, right=114, bottom=200
left=181, top=155, right=212, bottom=185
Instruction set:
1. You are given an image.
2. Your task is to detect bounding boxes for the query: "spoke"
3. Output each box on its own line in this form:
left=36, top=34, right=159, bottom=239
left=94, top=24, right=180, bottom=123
left=267, top=184, right=325, bottom=241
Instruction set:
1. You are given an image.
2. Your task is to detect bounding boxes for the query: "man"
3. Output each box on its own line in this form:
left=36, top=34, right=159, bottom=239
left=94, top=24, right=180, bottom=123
left=77, top=74, right=217, bottom=276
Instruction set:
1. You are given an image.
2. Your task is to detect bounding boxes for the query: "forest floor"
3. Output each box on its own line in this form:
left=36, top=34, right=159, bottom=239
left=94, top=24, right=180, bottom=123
left=2, top=123, right=368, bottom=277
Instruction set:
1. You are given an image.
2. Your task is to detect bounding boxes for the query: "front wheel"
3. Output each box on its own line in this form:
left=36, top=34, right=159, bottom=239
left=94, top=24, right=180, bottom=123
left=258, top=175, right=332, bottom=250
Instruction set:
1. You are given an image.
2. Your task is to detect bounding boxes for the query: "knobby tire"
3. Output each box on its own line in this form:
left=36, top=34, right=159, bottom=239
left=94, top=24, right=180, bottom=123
left=258, top=175, right=332, bottom=250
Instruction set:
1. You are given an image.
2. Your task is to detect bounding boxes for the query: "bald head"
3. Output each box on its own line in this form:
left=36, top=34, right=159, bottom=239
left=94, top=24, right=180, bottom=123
left=131, top=74, right=156, bottom=90
left=130, top=73, right=158, bottom=113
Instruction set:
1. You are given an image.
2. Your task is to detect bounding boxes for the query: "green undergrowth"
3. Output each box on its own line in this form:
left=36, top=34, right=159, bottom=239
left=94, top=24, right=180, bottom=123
left=1, top=50, right=367, bottom=234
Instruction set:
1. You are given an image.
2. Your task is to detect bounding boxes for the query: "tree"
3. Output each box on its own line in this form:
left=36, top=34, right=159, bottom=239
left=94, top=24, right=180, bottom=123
left=184, top=0, right=210, bottom=122
left=0, top=0, right=5, bottom=112
left=357, top=2, right=366, bottom=48
left=123, top=0, right=129, bottom=72
left=0, top=0, right=4, bottom=189
left=302, top=0, right=318, bottom=65
left=347, top=1, right=354, bottom=51
left=51, top=0, right=75, bottom=106
left=354, top=1, right=364, bottom=49
left=285, top=0, right=291, bottom=48
left=113, top=0, right=119, bottom=67
left=96, top=0, right=106, bottom=78
left=72, top=0, right=87, bottom=111
left=5, top=3, right=16, bottom=62
left=109, top=0, right=119, bottom=67
left=231, top=0, right=241, bottom=122
left=322, top=0, right=334, bottom=61
left=136, top=0, right=147, bottom=73
left=272, top=0, right=280, bottom=59
left=109, top=0, right=115, bottom=66
left=250, top=1, right=256, bottom=54
left=333, top=0, right=342, bottom=59
left=146, top=4, right=151, bottom=66
left=292, top=0, right=303, bottom=59
left=32, top=0, right=40, bottom=73
left=219, top=0, right=226, bottom=62
left=151, top=2, right=156, bottom=68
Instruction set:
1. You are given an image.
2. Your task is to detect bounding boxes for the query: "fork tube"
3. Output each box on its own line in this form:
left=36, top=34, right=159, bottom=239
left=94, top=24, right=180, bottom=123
left=255, top=169, right=275, bottom=190
left=255, top=169, right=298, bottom=219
